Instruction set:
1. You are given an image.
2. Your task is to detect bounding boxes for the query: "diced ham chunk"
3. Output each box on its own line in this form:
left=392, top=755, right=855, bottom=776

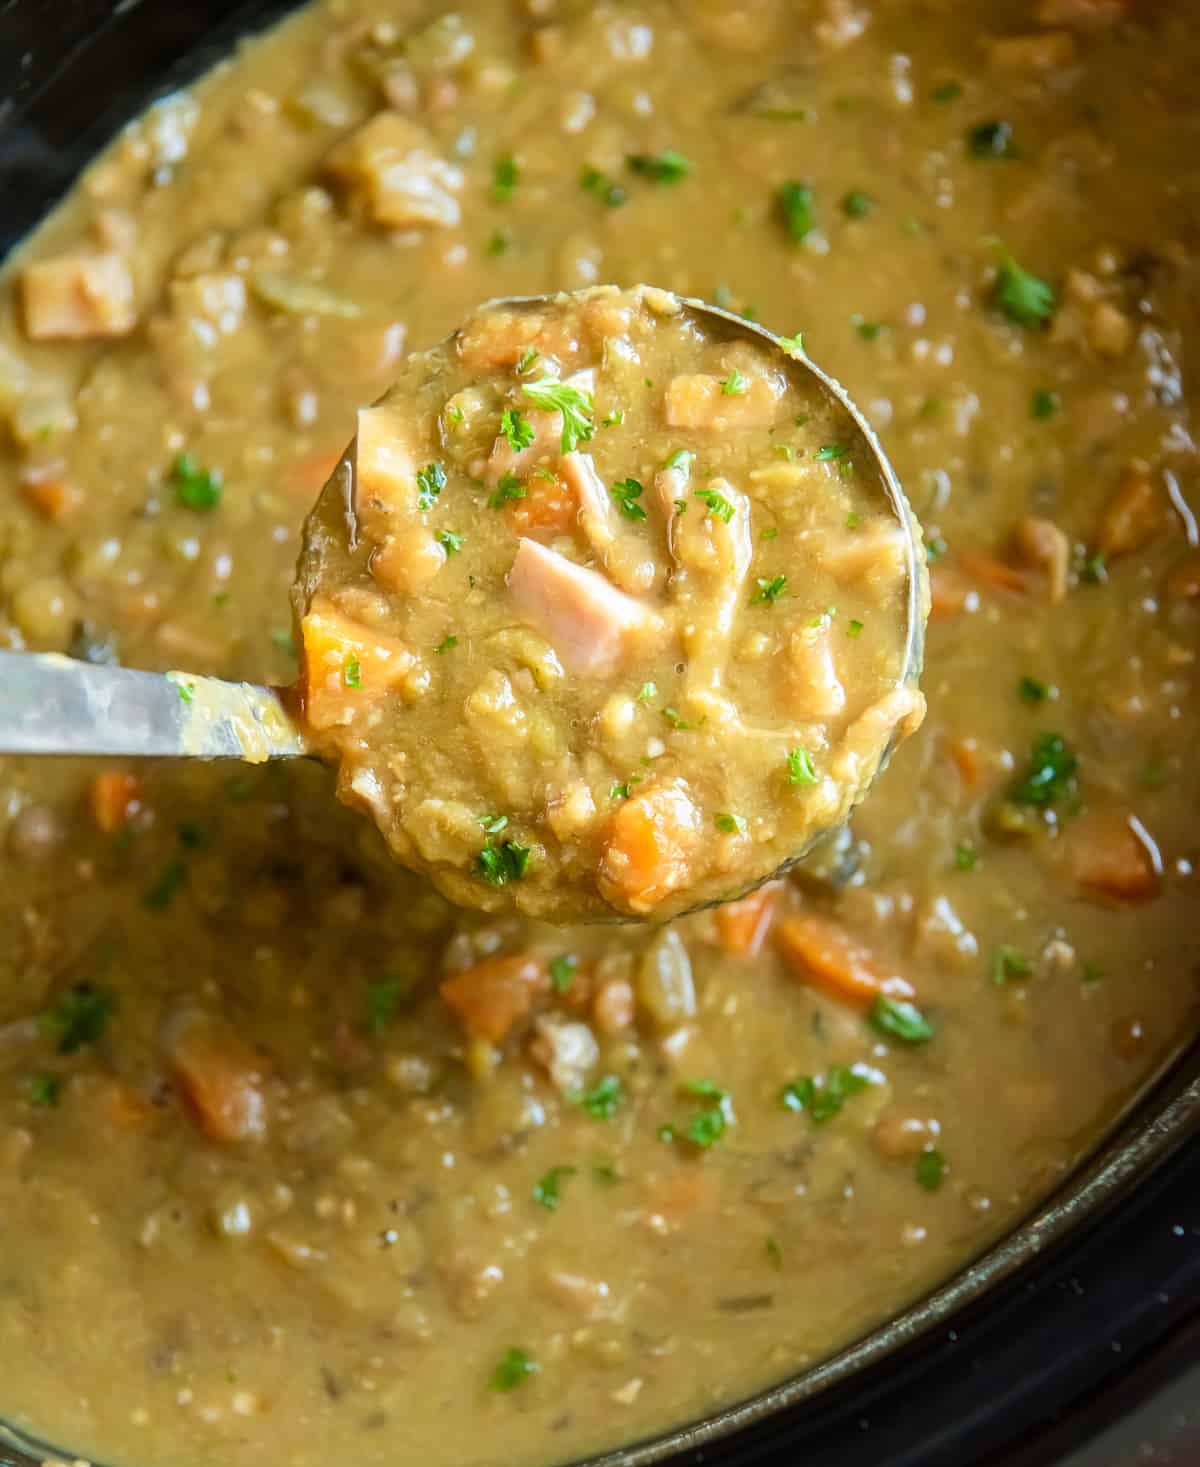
left=326, top=112, right=463, bottom=228
left=21, top=252, right=136, bottom=341
left=789, top=621, right=846, bottom=719
left=354, top=403, right=418, bottom=520
left=663, top=372, right=782, bottom=431
left=507, top=537, right=662, bottom=676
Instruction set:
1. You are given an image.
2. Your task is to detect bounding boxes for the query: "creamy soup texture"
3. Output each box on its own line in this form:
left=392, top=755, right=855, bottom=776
left=0, top=2, right=1198, bottom=1467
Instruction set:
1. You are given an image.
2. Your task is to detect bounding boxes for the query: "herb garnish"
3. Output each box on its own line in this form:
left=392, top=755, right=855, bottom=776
left=714, top=812, right=747, bottom=834
left=869, top=995, right=935, bottom=1044
left=955, top=841, right=978, bottom=872
left=416, top=461, right=447, bottom=511
left=573, top=1074, right=623, bottom=1120
left=488, top=471, right=527, bottom=508
left=814, top=442, right=849, bottom=461
left=968, top=120, right=1018, bottom=159
left=476, top=839, right=531, bottom=886
left=343, top=656, right=362, bottom=689
left=626, top=150, right=691, bottom=184
left=171, top=452, right=223, bottom=512
left=580, top=166, right=627, bottom=207
left=780, top=1065, right=872, bottom=1124
left=993, top=253, right=1056, bottom=326
left=693, top=487, right=735, bottom=523
left=1009, top=732, right=1078, bottom=807
left=491, top=154, right=519, bottom=202
left=1018, top=676, right=1050, bottom=704
left=662, top=707, right=692, bottom=730
left=533, top=1166, right=577, bottom=1211
left=365, top=976, right=407, bottom=1035
left=40, top=983, right=115, bottom=1054
left=437, top=529, right=464, bottom=554
left=521, top=377, right=595, bottom=453
left=500, top=409, right=534, bottom=453
left=1031, top=388, right=1059, bottom=420
left=992, top=945, right=1033, bottom=985
left=720, top=368, right=749, bottom=396
left=28, top=1073, right=62, bottom=1108
left=433, top=635, right=458, bottom=653
left=549, top=954, right=578, bottom=993
left=144, top=860, right=187, bottom=912
left=787, top=748, right=817, bottom=786
left=842, top=189, right=874, bottom=218
left=610, top=477, right=647, bottom=522
left=915, top=1148, right=947, bottom=1191
left=490, top=1348, right=538, bottom=1392
left=778, top=180, right=815, bottom=242
left=751, top=574, right=787, bottom=605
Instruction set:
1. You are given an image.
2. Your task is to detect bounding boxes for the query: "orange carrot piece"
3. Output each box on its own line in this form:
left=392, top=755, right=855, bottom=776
left=1096, top=466, right=1161, bottom=559
left=439, top=954, right=549, bottom=1044
left=1067, top=813, right=1160, bottom=903
left=598, top=779, right=702, bottom=915
left=298, top=596, right=415, bottom=730
left=775, top=913, right=914, bottom=1007
left=1165, top=549, right=1200, bottom=601
left=715, top=881, right=783, bottom=957
left=88, top=771, right=140, bottom=834
left=948, top=737, right=983, bottom=789
left=644, top=1168, right=718, bottom=1223
left=283, top=446, right=344, bottom=501
left=505, top=470, right=578, bottom=540
left=959, top=552, right=1036, bottom=597
left=928, top=565, right=970, bottom=620
left=165, top=1012, right=268, bottom=1144
left=20, top=474, right=83, bottom=523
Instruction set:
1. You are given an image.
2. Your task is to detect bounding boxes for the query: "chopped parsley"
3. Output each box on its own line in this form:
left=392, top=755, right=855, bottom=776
left=846, top=512, right=863, bottom=529
left=778, top=180, right=816, bottom=242
left=714, top=812, right=747, bottom=835
left=814, top=442, right=849, bottom=461
left=1082, top=962, right=1105, bottom=985
left=787, top=748, right=818, bottom=786
left=662, top=706, right=692, bottom=730
left=693, top=487, right=735, bottom=523
left=766, top=1236, right=784, bottom=1270
left=167, top=673, right=195, bottom=704
left=515, top=345, right=539, bottom=374
left=549, top=954, right=578, bottom=993
left=478, top=814, right=510, bottom=835
left=842, top=189, right=874, bottom=218
left=500, top=409, right=534, bottom=453
left=932, top=80, right=963, bottom=103
left=270, top=628, right=296, bottom=655
left=488, top=471, right=527, bottom=508
left=1018, top=675, right=1050, bottom=704
left=171, top=452, right=223, bottom=512
left=777, top=330, right=805, bottom=354
left=485, top=229, right=510, bottom=257
left=626, top=149, right=691, bottom=184
left=664, top=448, right=696, bottom=473
left=1009, top=731, right=1078, bottom=807
left=847, top=618, right=864, bottom=638
left=915, top=1148, right=948, bottom=1191
left=533, top=1165, right=577, bottom=1211
left=1031, top=388, right=1059, bottom=420
left=416, top=461, right=447, bottom=511
left=761, top=526, right=779, bottom=541
left=967, top=120, right=1018, bottom=159
left=343, top=656, right=362, bottom=689
left=40, top=983, right=115, bottom=1054
left=573, top=1073, right=623, bottom=1120
left=1081, top=550, right=1108, bottom=584
left=602, top=409, right=625, bottom=427
left=580, top=165, right=627, bottom=207
left=751, top=574, right=787, bottom=605
left=925, top=535, right=949, bottom=561
left=28, top=1073, right=62, bottom=1108
left=521, top=377, right=595, bottom=453
left=993, top=253, right=1056, bottom=327
left=476, top=839, right=531, bottom=886
left=365, top=976, right=407, bottom=1035
left=144, top=860, right=187, bottom=912
left=433, top=635, right=458, bottom=653
left=674, top=1079, right=733, bottom=1149
left=780, top=1065, right=872, bottom=1124
left=869, top=995, right=935, bottom=1044
left=610, top=476, right=647, bottom=522
left=720, top=368, right=749, bottom=396
left=490, top=1348, right=538, bottom=1392
left=955, top=841, right=978, bottom=872
left=992, top=945, right=1033, bottom=985
left=491, top=154, right=519, bottom=202
left=437, top=529, right=464, bottom=554
left=610, top=782, right=633, bottom=801
left=636, top=681, right=658, bottom=702
left=853, top=316, right=886, bottom=341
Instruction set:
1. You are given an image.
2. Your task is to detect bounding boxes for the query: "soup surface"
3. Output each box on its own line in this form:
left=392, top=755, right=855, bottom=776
left=294, top=283, right=923, bottom=920
left=0, top=2, right=1198, bottom=1467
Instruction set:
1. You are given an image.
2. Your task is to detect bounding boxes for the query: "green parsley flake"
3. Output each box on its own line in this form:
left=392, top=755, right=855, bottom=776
left=662, top=706, right=692, bottom=730
left=1009, top=732, right=1078, bottom=807
left=610, top=477, right=647, bottom=522
left=636, top=681, right=658, bottom=702
left=932, top=80, right=963, bottom=103
left=28, top=1072, right=62, bottom=1108
left=171, top=452, right=223, bottom=512
left=992, top=945, right=1033, bottom=985
left=869, top=995, right=935, bottom=1044
left=814, top=442, right=849, bottom=461
left=515, top=345, right=539, bottom=374
left=433, top=635, right=458, bottom=653
left=1018, top=675, right=1050, bottom=704
left=343, top=656, right=362, bottom=689
left=500, top=409, right=534, bottom=453
left=437, top=529, right=464, bottom=554
left=144, top=860, right=187, bottom=912
left=720, top=368, right=749, bottom=396
left=675, top=1079, right=732, bottom=1150
left=1082, top=962, right=1104, bottom=984
left=766, top=1236, right=784, bottom=1270
left=40, top=984, right=115, bottom=1054
left=993, top=253, right=1056, bottom=327
left=573, top=1074, right=623, bottom=1120
left=925, top=535, right=949, bottom=561
left=842, top=189, right=874, bottom=219
left=954, top=841, right=978, bottom=872
left=1081, top=550, right=1108, bottom=584
left=610, top=781, right=633, bottom=800
left=602, top=409, right=626, bottom=427
left=847, top=618, right=864, bottom=638
left=167, top=673, right=196, bottom=704
left=780, top=1065, right=872, bottom=1124
left=752, top=574, right=787, bottom=605
left=485, top=229, right=510, bottom=257
left=787, top=748, right=818, bottom=786
left=270, top=629, right=296, bottom=656
left=488, top=472, right=527, bottom=509
left=416, top=461, right=447, bottom=511
left=694, top=487, right=735, bottom=523
left=853, top=316, right=886, bottom=341
left=491, top=154, right=519, bottom=202
left=915, top=1148, right=948, bottom=1191
left=778, top=180, right=815, bottom=242
left=365, top=976, right=407, bottom=1035
left=490, top=1348, right=538, bottom=1393
left=777, top=332, right=805, bottom=356
left=761, top=527, right=779, bottom=541
left=1031, top=388, right=1059, bottom=420
left=714, top=812, right=747, bottom=834
left=846, top=512, right=863, bottom=529
left=533, top=1165, right=577, bottom=1211
left=478, top=814, right=509, bottom=835
left=968, top=120, right=1018, bottom=159
left=476, top=839, right=531, bottom=887
left=664, top=448, right=696, bottom=472
left=521, top=376, right=595, bottom=453
left=626, top=149, right=691, bottom=184
left=580, top=165, right=628, bottom=207
left=549, top=954, right=578, bottom=993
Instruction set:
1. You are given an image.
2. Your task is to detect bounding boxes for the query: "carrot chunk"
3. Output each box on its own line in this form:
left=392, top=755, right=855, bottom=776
left=598, top=778, right=702, bottom=915
left=439, top=954, right=549, bottom=1043
left=505, top=468, right=578, bottom=540
left=1096, top=466, right=1161, bottom=559
left=1067, top=813, right=1160, bottom=903
left=88, top=771, right=140, bottom=834
left=298, top=596, right=416, bottom=730
left=959, top=552, right=1036, bottom=597
left=775, top=913, right=914, bottom=1007
left=164, top=1011, right=268, bottom=1144
left=715, top=881, right=783, bottom=957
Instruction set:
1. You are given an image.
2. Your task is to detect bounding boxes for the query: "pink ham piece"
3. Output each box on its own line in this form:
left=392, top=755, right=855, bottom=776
left=507, top=537, right=661, bottom=676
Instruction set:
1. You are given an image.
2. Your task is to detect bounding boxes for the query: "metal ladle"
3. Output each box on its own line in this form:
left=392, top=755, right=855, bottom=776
left=0, top=293, right=926, bottom=776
